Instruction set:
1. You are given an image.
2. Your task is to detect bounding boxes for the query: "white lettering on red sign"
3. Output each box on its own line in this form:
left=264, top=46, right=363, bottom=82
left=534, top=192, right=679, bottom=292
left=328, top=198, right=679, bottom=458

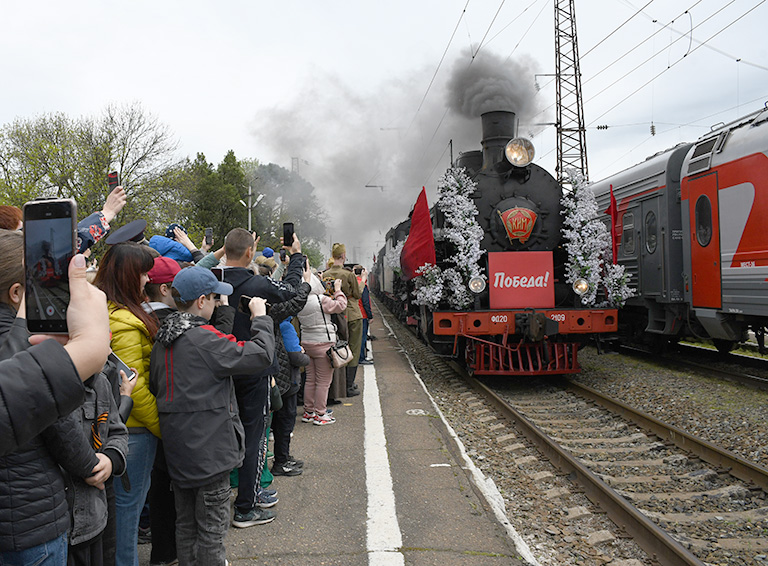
left=492, top=271, right=550, bottom=289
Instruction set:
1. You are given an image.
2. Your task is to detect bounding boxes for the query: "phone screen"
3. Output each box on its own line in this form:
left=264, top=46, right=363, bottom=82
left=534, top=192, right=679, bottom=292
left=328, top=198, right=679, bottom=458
left=23, top=199, right=77, bottom=333
left=108, top=352, right=136, bottom=381
left=205, top=227, right=213, bottom=245
left=211, top=267, right=224, bottom=281
left=282, top=222, right=294, bottom=246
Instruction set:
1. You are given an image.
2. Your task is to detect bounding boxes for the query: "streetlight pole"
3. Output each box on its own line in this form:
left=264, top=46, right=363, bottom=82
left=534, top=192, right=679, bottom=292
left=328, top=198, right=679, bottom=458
left=239, top=184, right=264, bottom=232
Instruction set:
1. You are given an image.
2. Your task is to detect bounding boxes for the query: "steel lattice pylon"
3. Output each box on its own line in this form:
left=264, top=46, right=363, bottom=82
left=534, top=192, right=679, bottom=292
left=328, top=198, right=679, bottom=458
left=555, top=0, right=588, bottom=186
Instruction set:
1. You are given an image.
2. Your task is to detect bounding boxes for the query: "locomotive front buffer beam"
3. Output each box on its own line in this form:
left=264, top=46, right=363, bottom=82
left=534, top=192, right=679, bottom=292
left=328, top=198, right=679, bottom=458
left=432, top=309, right=618, bottom=377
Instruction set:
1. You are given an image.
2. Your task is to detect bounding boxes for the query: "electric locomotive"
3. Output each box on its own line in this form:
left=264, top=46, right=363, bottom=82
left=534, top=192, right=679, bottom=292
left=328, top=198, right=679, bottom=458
left=591, top=104, right=768, bottom=352
left=375, top=110, right=618, bottom=376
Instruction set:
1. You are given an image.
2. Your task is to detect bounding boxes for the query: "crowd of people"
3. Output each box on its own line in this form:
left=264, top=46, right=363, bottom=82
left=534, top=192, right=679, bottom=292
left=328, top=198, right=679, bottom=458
left=0, top=187, right=374, bottom=566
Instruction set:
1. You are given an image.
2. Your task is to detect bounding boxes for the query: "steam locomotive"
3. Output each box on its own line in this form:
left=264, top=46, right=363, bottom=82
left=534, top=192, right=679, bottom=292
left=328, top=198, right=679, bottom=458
left=590, top=104, right=768, bottom=353
left=372, top=110, right=618, bottom=376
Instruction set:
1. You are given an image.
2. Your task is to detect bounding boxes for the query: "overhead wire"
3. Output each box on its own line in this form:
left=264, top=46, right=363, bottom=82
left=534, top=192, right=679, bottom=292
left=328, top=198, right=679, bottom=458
left=587, top=0, right=767, bottom=126
left=581, top=0, right=656, bottom=59
left=472, top=0, right=507, bottom=59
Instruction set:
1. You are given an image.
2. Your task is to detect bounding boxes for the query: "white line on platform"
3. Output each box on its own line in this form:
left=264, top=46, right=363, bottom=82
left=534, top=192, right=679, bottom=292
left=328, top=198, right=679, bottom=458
left=379, top=316, right=541, bottom=566
left=363, top=363, right=405, bottom=566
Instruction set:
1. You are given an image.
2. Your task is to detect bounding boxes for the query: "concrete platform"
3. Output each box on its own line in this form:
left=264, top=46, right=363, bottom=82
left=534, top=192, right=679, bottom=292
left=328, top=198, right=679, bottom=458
left=140, top=309, right=529, bottom=565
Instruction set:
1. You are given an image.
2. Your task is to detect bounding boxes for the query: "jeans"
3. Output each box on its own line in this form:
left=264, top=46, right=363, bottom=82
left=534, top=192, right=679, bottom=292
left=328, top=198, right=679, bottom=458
left=359, top=318, right=369, bottom=362
left=233, top=376, right=269, bottom=514
left=173, top=473, right=231, bottom=566
left=0, top=533, right=67, bottom=566
left=272, top=391, right=297, bottom=464
left=114, top=431, right=157, bottom=566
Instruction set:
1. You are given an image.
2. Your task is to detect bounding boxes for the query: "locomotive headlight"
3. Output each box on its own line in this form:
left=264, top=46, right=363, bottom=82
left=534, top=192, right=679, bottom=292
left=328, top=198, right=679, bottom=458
left=572, top=278, right=589, bottom=296
left=468, top=276, right=486, bottom=294
left=505, top=137, right=535, bottom=167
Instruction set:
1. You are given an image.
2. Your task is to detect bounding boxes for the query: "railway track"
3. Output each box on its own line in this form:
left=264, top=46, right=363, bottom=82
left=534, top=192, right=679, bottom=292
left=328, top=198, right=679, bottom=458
left=620, top=343, right=768, bottom=392
left=457, top=369, right=768, bottom=565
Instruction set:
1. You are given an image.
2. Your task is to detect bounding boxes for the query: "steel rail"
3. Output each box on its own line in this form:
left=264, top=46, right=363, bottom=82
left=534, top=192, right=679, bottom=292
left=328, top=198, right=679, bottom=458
left=455, top=368, right=706, bottom=566
left=567, top=379, right=768, bottom=492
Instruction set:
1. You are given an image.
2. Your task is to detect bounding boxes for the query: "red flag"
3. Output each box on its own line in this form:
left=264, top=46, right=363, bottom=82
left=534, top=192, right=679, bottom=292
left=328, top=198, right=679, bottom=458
left=604, top=184, right=618, bottom=264
left=400, top=187, right=436, bottom=280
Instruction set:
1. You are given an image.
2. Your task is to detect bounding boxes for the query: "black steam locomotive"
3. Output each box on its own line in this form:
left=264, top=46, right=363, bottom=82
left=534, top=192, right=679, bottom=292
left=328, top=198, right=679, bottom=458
left=372, top=110, right=617, bottom=376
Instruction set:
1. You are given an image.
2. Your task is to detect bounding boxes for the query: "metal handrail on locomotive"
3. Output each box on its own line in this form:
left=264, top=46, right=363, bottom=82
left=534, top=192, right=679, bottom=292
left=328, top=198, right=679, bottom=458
left=372, top=110, right=618, bottom=376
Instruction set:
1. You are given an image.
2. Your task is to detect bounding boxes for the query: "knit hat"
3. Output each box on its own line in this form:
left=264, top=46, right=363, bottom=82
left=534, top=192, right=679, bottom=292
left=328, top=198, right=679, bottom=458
left=331, top=242, right=346, bottom=259
left=262, top=247, right=274, bottom=258
left=165, top=223, right=186, bottom=239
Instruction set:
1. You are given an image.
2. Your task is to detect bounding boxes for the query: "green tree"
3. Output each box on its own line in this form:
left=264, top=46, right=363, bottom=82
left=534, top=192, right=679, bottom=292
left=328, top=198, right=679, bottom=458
left=241, top=160, right=326, bottom=265
left=0, top=102, right=184, bottom=227
left=188, top=152, right=247, bottom=247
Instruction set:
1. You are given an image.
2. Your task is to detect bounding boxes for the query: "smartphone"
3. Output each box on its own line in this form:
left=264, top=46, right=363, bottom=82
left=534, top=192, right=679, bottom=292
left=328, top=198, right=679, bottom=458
left=211, top=267, right=224, bottom=281
left=107, top=171, right=120, bottom=190
left=238, top=294, right=253, bottom=315
left=205, top=227, right=213, bottom=245
left=282, top=222, right=294, bottom=246
left=279, top=249, right=287, bottom=262
left=23, top=199, right=77, bottom=334
left=108, top=352, right=136, bottom=381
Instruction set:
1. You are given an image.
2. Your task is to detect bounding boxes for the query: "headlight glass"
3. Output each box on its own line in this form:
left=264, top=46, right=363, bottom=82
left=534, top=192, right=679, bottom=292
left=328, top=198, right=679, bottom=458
left=505, top=138, right=535, bottom=167
left=572, top=278, right=589, bottom=296
left=468, top=276, right=486, bottom=294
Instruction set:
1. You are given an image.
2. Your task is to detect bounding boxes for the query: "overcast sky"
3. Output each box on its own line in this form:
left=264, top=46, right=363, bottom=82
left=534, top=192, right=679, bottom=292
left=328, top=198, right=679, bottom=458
left=2, top=0, right=766, bottom=263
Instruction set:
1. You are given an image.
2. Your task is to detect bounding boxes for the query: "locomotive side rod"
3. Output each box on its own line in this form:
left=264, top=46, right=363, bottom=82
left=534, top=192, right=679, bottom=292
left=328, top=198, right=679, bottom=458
left=455, top=367, right=706, bottom=566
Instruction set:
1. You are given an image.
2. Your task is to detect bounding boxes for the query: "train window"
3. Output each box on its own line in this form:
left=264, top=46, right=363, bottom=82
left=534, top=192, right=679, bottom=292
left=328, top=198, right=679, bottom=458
left=695, top=196, right=712, bottom=247
left=622, top=212, right=635, bottom=255
left=644, top=211, right=657, bottom=254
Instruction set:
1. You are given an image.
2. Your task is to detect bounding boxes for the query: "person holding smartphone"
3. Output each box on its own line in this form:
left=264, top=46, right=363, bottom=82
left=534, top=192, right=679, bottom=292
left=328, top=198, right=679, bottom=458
left=93, top=243, right=160, bottom=566
left=0, top=229, right=118, bottom=566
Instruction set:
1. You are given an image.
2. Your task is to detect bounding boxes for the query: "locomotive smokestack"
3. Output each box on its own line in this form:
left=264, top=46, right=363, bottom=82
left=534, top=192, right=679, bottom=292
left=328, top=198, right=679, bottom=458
left=481, top=111, right=517, bottom=171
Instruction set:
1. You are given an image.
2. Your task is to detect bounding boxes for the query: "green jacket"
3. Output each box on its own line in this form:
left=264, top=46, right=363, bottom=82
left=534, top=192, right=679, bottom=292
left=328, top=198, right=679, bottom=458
left=323, top=265, right=362, bottom=321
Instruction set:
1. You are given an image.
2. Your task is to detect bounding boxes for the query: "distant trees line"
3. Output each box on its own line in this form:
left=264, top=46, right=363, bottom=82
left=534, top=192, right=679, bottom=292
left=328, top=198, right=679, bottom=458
left=0, top=102, right=326, bottom=265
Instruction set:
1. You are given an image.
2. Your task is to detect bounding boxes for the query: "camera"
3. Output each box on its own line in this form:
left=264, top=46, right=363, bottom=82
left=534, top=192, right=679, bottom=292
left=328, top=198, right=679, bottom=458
left=279, top=249, right=287, bottom=262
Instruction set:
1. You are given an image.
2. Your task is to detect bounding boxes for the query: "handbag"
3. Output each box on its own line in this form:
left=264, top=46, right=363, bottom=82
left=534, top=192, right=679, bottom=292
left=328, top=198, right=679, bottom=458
left=318, top=296, right=353, bottom=368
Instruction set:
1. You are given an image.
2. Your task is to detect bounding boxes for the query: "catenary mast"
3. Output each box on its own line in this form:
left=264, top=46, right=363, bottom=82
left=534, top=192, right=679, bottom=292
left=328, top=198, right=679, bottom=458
left=554, top=0, right=588, bottom=186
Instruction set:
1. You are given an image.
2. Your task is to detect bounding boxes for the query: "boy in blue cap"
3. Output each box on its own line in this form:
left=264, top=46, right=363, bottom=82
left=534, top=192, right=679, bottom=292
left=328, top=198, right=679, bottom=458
left=149, top=267, right=276, bottom=564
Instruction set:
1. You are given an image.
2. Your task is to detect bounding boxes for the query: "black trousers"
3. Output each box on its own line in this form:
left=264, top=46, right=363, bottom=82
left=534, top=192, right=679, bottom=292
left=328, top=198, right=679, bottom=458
left=233, top=376, right=270, bottom=513
left=150, top=440, right=177, bottom=564
left=272, top=391, right=297, bottom=465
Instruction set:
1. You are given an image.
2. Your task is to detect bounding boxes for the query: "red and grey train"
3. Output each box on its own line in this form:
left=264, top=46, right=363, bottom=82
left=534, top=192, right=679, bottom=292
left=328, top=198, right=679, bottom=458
left=590, top=104, right=768, bottom=352
left=372, top=110, right=618, bottom=376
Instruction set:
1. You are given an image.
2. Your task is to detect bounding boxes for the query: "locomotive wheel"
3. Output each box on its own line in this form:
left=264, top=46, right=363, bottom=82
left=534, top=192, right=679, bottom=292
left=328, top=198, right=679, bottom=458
left=712, top=338, right=737, bottom=354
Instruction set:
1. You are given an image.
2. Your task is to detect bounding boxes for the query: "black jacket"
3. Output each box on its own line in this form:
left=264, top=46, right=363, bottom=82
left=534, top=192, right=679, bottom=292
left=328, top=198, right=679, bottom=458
left=0, top=304, right=99, bottom=552
left=224, top=253, right=303, bottom=387
left=267, top=282, right=311, bottom=395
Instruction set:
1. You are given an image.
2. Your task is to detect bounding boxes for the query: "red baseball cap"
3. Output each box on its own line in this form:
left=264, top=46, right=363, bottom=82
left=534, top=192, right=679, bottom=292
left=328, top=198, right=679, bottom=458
left=147, top=256, right=181, bottom=284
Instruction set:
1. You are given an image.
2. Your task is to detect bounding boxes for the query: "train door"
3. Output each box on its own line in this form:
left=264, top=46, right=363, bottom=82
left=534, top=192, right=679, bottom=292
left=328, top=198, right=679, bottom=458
left=640, top=198, right=662, bottom=297
left=687, top=172, right=722, bottom=308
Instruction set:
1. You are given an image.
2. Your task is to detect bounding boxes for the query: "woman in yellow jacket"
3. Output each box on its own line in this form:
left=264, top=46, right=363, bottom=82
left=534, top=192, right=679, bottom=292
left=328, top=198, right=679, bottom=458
left=94, top=243, right=159, bottom=566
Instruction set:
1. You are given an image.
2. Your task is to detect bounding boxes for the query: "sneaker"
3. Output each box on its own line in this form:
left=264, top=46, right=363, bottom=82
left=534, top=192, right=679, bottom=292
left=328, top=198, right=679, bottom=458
left=137, top=526, right=151, bottom=544
left=272, top=462, right=302, bottom=476
left=255, top=490, right=279, bottom=509
left=301, top=411, right=315, bottom=423
left=360, top=359, right=374, bottom=365
left=286, top=454, right=304, bottom=468
left=260, top=487, right=277, bottom=497
left=327, top=398, right=342, bottom=405
left=232, top=508, right=276, bottom=527
left=346, top=388, right=360, bottom=397
left=313, top=412, right=337, bottom=426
